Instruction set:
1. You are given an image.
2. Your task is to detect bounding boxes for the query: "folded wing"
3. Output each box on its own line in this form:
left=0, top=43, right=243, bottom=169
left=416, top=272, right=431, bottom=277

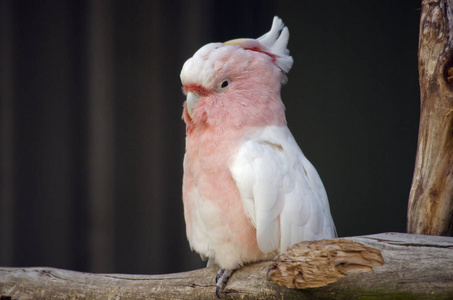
left=230, top=126, right=336, bottom=254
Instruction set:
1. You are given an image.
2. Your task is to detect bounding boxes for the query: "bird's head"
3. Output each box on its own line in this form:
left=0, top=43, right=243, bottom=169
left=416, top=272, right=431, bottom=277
left=180, top=17, right=293, bottom=132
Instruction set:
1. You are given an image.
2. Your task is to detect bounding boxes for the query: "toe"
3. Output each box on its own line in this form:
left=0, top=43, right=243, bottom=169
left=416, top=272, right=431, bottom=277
left=215, top=269, right=235, bottom=298
left=215, top=268, right=225, bottom=284
left=216, top=285, right=221, bottom=299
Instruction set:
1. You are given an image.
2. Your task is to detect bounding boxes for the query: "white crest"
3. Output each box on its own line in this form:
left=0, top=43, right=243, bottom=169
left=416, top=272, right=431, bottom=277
left=257, top=16, right=293, bottom=74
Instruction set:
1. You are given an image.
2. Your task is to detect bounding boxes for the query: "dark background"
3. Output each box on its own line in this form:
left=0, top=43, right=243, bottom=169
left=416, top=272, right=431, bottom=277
left=0, top=0, right=421, bottom=274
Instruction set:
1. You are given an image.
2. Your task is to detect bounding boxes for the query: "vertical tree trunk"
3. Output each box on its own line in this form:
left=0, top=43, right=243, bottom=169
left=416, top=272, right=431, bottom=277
left=408, top=0, right=453, bottom=236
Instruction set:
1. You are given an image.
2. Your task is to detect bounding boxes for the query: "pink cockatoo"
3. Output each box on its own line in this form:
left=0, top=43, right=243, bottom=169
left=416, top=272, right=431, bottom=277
left=180, top=16, right=336, bottom=297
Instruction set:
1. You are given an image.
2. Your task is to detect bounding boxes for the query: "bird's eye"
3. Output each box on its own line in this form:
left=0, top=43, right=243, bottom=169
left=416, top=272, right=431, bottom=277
left=220, top=80, right=229, bottom=88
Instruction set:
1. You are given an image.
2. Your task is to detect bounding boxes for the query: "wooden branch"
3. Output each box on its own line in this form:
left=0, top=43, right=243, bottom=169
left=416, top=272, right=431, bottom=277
left=268, top=239, right=385, bottom=289
left=1, top=233, right=452, bottom=299
left=408, top=0, right=453, bottom=236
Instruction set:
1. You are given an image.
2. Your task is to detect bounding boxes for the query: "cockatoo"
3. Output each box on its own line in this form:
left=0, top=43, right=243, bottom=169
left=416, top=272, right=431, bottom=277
left=180, top=16, right=336, bottom=297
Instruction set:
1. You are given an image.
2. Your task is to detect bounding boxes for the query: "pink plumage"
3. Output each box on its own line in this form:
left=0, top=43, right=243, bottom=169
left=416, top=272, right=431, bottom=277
left=180, top=16, right=336, bottom=296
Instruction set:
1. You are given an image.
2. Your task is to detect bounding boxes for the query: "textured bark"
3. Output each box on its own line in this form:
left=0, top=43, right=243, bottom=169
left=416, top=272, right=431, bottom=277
left=268, top=239, right=384, bottom=289
left=408, top=0, right=453, bottom=236
left=1, top=233, right=452, bottom=299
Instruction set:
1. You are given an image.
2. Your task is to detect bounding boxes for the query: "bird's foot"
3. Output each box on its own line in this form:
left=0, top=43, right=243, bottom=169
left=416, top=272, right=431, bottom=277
left=215, top=268, right=234, bottom=298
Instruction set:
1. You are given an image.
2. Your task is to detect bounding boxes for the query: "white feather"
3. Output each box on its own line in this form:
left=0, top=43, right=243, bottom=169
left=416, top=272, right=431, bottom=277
left=257, top=16, right=293, bottom=74
left=180, top=42, right=221, bottom=88
left=230, top=126, right=336, bottom=254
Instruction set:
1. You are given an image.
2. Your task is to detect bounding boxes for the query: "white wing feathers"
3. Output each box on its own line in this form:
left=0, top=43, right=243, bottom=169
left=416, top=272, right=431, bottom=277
left=230, top=126, right=336, bottom=254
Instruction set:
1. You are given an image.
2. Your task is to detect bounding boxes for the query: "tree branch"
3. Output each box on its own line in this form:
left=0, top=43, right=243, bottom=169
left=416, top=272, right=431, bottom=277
left=408, top=0, right=453, bottom=236
left=1, top=233, right=452, bottom=299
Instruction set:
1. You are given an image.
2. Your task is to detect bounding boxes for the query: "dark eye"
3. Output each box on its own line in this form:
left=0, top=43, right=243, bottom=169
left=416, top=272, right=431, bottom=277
left=220, top=80, right=229, bottom=88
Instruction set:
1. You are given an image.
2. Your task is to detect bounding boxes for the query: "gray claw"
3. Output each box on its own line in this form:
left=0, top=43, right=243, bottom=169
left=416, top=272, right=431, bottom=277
left=215, top=268, right=234, bottom=298
left=216, top=285, right=221, bottom=299
left=215, top=268, right=225, bottom=284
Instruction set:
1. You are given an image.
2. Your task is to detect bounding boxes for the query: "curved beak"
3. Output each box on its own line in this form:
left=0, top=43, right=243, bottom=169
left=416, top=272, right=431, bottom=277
left=186, top=91, right=199, bottom=118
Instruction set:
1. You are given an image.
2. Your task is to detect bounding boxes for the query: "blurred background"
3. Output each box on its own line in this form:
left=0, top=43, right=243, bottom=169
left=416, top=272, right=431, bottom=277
left=0, top=0, right=420, bottom=274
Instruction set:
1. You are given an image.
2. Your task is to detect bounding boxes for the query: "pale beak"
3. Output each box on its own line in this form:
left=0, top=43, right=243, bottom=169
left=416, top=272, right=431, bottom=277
left=186, top=91, right=199, bottom=118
